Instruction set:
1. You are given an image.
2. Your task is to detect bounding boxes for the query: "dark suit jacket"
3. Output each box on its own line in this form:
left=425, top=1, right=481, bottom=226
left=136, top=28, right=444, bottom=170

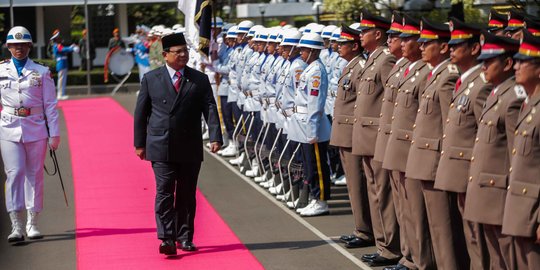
left=134, top=65, right=222, bottom=163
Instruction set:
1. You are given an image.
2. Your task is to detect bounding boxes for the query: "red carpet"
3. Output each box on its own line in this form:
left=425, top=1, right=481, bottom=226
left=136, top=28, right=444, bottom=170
left=61, top=97, right=264, bottom=270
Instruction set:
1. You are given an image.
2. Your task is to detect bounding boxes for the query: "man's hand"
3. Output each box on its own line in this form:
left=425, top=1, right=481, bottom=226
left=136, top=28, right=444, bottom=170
left=536, top=225, right=540, bottom=244
left=308, top=137, right=318, bottom=144
left=209, top=142, right=221, bottom=153
left=135, top=147, right=146, bottom=160
left=48, top=136, right=60, bottom=151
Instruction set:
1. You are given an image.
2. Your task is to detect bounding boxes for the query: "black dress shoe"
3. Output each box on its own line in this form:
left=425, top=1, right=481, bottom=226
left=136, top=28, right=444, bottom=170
left=383, top=263, right=409, bottom=270
left=180, top=240, right=197, bottom=251
left=339, top=234, right=356, bottom=243
left=345, top=237, right=374, bottom=248
left=360, top=253, right=379, bottom=262
left=366, top=254, right=401, bottom=267
left=159, top=240, right=177, bottom=255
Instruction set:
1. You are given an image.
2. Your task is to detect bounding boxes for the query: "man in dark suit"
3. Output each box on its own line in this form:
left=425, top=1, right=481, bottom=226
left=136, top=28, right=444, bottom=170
left=134, top=32, right=222, bottom=256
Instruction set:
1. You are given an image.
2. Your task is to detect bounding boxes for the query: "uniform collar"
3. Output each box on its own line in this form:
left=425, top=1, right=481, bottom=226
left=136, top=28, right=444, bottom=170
left=165, top=63, right=184, bottom=80
left=460, top=63, right=482, bottom=83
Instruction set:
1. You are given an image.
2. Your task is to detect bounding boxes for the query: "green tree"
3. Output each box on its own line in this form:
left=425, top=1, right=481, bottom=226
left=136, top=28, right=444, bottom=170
left=323, top=0, right=375, bottom=23
left=128, top=3, right=183, bottom=27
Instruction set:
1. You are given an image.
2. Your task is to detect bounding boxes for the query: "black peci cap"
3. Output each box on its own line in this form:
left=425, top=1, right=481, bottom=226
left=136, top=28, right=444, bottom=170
left=162, top=33, right=187, bottom=51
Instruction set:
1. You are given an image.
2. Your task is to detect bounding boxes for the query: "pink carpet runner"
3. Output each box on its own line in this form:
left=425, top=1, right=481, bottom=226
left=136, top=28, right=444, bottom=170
left=61, top=97, right=264, bottom=270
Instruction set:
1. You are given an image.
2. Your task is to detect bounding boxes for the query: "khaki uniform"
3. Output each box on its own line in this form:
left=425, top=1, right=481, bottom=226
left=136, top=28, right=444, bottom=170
left=373, top=57, right=414, bottom=268
left=330, top=56, right=373, bottom=240
left=351, top=46, right=400, bottom=259
left=435, top=64, right=491, bottom=270
left=502, top=93, right=540, bottom=270
left=405, top=60, right=469, bottom=269
left=383, top=60, right=434, bottom=270
left=465, top=77, right=525, bottom=269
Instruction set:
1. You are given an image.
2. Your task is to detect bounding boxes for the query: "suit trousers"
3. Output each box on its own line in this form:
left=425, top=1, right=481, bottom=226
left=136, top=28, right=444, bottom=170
left=389, top=170, right=416, bottom=269
left=339, top=148, right=373, bottom=240
left=484, top=224, right=514, bottom=270
left=457, top=193, right=489, bottom=270
left=2, top=139, right=47, bottom=212
left=421, top=181, right=469, bottom=270
left=152, top=161, right=201, bottom=242
left=301, top=142, right=331, bottom=201
left=362, top=157, right=401, bottom=259
left=513, top=236, right=540, bottom=270
left=403, top=177, right=435, bottom=270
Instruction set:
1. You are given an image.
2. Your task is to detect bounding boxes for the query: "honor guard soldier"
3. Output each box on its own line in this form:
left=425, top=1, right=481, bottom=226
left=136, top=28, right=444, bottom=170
left=382, top=14, right=434, bottom=270
left=405, top=17, right=467, bottom=270
left=288, top=33, right=332, bottom=217
left=351, top=10, right=401, bottom=267
left=434, top=18, right=491, bottom=270
left=330, top=24, right=375, bottom=249
left=464, top=32, right=523, bottom=269
left=373, top=11, right=415, bottom=270
left=487, top=9, right=509, bottom=36
left=50, top=29, right=77, bottom=100
left=320, top=25, right=338, bottom=67
left=2, top=26, right=60, bottom=242
left=502, top=29, right=540, bottom=270
left=505, top=9, right=526, bottom=40
left=524, top=15, right=540, bottom=37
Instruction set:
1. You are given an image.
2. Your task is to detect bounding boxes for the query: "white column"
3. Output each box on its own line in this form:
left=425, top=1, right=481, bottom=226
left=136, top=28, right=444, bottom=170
left=118, top=4, right=128, bottom=37
left=35, top=6, right=45, bottom=59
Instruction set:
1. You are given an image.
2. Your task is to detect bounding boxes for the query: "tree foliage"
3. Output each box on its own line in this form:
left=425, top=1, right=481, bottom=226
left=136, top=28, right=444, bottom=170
left=323, top=0, right=375, bottom=23
left=128, top=3, right=183, bottom=27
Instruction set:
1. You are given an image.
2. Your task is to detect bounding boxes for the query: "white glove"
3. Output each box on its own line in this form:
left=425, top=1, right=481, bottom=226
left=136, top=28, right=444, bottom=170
left=49, top=136, right=60, bottom=151
left=308, top=137, right=318, bottom=144
left=71, top=45, right=80, bottom=54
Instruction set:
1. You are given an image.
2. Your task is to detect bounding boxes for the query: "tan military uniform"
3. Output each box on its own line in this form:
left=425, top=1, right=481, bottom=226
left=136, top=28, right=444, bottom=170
left=330, top=56, right=373, bottom=241
left=405, top=60, right=468, bottom=269
left=502, top=92, right=540, bottom=270
left=351, top=46, right=400, bottom=259
left=435, top=64, right=491, bottom=270
left=373, top=57, right=415, bottom=268
left=465, top=77, right=525, bottom=269
left=383, top=60, right=434, bottom=270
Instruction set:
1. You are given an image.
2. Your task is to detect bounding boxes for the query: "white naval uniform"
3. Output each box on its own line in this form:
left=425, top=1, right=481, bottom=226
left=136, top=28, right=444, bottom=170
left=258, top=53, right=276, bottom=122
left=237, top=46, right=255, bottom=108
left=243, top=52, right=266, bottom=112
left=0, top=59, right=59, bottom=213
left=326, top=55, right=347, bottom=116
left=277, top=56, right=307, bottom=134
left=287, top=59, right=331, bottom=144
left=227, top=45, right=242, bottom=104
left=264, top=55, right=285, bottom=124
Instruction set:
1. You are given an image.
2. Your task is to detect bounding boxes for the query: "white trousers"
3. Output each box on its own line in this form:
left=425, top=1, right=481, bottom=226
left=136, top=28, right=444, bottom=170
left=137, top=63, right=150, bottom=82
left=57, top=68, right=68, bottom=97
left=2, top=139, right=47, bottom=212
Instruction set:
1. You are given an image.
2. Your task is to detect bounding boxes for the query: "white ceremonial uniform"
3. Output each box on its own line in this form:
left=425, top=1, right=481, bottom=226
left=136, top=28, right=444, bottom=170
left=237, top=46, right=255, bottom=108
left=264, top=55, right=285, bottom=124
left=277, top=56, right=307, bottom=134
left=244, top=52, right=266, bottom=112
left=326, top=55, right=347, bottom=116
left=215, top=46, right=233, bottom=97
left=259, top=53, right=276, bottom=122
left=287, top=59, right=331, bottom=143
left=0, top=59, right=59, bottom=212
left=319, top=47, right=332, bottom=67
left=227, top=45, right=242, bottom=103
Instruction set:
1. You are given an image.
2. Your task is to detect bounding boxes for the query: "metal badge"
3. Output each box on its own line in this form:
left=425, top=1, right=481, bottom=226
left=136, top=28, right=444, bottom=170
left=527, top=114, right=533, bottom=123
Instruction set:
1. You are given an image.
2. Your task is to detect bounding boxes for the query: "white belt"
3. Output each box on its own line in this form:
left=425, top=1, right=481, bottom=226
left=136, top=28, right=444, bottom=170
left=56, top=56, right=68, bottom=61
left=282, top=108, right=294, bottom=117
left=247, top=90, right=260, bottom=97
left=294, top=105, right=308, bottom=114
left=268, top=97, right=276, bottom=103
left=2, top=105, right=43, bottom=117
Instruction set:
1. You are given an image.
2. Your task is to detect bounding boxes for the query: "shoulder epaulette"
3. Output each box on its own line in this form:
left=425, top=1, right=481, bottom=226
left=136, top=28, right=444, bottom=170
left=447, top=64, right=459, bottom=74
left=0, top=59, right=10, bottom=64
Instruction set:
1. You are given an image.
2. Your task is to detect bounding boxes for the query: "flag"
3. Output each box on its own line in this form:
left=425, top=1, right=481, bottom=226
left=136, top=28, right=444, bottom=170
left=178, top=0, right=212, bottom=57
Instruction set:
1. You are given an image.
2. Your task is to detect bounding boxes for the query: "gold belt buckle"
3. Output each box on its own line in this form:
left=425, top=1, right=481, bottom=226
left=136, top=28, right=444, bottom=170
left=15, top=107, right=30, bottom=117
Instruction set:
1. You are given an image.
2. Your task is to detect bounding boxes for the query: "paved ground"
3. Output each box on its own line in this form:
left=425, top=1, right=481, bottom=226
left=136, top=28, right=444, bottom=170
left=0, top=93, right=385, bottom=270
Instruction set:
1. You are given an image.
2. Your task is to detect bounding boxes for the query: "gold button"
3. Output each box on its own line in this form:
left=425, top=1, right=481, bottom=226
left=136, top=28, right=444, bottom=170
left=450, top=103, right=454, bottom=108
left=459, top=152, right=463, bottom=157
left=382, top=98, right=385, bottom=102
left=446, top=119, right=450, bottom=123
left=509, top=167, right=512, bottom=172
left=380, top=113, right=383, bottom=117
left=354, top=105, right=357, bottom=109
left=413, top=124, right=417, bottom=129
left=475, top=137, right=479, bottom=142
left=358, top=92, right=361, bottom=95
left=515, top=130, right=519, bottom=136
left=411, top=140, right=414, bottom=144
left=481, top=120, right=484, bottom=124
left=425, top=143, right=430, bottom=148
left=345, top=118, right=349, bottom=122
left=488, top=120, right=493, bottom=126
left=426, top=95, right=430, bottom=99
left=385, top=84, right=389, bottom=87
left=490, top=179, right=495, bottom=186
left=522, top=130, right=528, bottom=136
left=471, top=156, right=475, bottom=162
left=398, top=89, right=401, bottom=93
left=443, top=134, right=446, bottom=139
left=391, top=116, right=395, bottom=120
left=522, top=188, right=527, bottom=195
left=390, top=130, right=393, bottom=134
left=421, top=94, right=425, bottom=98
left=507, top=186, right=510, bottom=191
left=418, top=109, right=421, bottom=113
left=512, top=148, right=516, bottom=155
left=441, top=150, right=444, bottom=155
left=378, top=128, right=381, bottom=132
left=395, top=102, right=398, bottom=107
left=468, top=176, right=473, bottom=182
left=405, top=134, right=410, bottom=139
left=369, top=120, right=373, bottom=124
left=354, top=118, right=358, bottom=123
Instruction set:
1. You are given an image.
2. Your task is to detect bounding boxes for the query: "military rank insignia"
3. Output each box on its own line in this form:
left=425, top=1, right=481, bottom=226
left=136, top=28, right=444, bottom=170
left=311, top=77, right=320, bottom=96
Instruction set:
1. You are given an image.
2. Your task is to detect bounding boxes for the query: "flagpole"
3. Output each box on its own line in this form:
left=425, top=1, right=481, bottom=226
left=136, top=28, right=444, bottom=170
left=84, top=0, right=92, bottom=95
